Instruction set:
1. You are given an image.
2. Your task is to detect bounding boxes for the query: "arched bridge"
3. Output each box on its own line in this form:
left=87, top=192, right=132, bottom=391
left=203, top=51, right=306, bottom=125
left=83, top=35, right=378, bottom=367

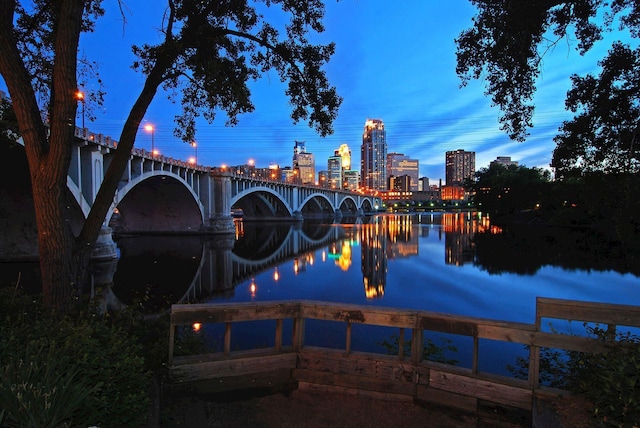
left=66, top=127, right=381, bottom=236
left=216, top=168, right=379, bottom=221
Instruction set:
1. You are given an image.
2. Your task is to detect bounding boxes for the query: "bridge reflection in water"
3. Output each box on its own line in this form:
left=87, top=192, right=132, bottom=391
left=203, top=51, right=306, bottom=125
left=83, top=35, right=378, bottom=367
left=102, top=212, right=489, bottom=312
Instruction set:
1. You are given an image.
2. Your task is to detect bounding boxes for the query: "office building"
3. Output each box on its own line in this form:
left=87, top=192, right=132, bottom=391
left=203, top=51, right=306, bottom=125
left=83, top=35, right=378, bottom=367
left=388, top=174, right=411, bottom=192
left=445, top=149, right=475, bottom=186
left=387, top=152, right=419, bottom=191
left=418, top=177, right=429, bottom=191
left=337, top=143, right=351, bottom=170
left=343, top=170, right=359, bottom=190
left=327, top=155, right=342, bottom=189
left=318, top=170, right=329, bottom=187
left=293, top=140, right=315, bottom=185
left=490, top=156, right=518, bottom=168
left=360, top=119, right=387, bottom=191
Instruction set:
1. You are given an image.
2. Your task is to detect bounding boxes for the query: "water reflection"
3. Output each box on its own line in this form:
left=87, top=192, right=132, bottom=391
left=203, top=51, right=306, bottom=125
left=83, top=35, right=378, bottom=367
left=99, top=212, right=640, bottom=314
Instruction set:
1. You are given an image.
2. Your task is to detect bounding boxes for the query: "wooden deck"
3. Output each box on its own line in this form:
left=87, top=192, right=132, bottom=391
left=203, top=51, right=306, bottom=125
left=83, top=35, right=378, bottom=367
left=167, top=298, right=640, bottom=414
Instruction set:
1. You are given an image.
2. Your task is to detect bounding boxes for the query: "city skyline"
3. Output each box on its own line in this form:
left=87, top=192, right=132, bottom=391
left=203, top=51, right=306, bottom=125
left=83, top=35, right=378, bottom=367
left=1, top=1, right=635, bottom=183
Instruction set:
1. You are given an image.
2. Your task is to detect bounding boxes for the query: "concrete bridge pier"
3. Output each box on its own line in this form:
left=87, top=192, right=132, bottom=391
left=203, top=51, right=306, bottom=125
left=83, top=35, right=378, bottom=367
left=91, top=226, right=119, bottom=261
left=204, top=175, right=235, bottom=234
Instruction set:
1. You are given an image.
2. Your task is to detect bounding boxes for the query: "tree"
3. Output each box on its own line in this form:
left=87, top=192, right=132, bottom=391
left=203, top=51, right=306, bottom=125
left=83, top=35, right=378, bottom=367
left=0, top=0, right=341, bottom=310
left=455, top=0, right=639, bottom=142
left=552, top=42, right=640, bottom=177
left=470, top=163, right=551, bottom=217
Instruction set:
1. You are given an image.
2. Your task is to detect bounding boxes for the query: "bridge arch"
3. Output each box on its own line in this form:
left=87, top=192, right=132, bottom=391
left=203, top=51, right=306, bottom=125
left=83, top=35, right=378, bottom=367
left=230, top=186, right=293, bottom=220
left=337, top=195, right=359, bottom=214
left=298, top=192, right=335, bottom=216
left=360, top=198, right=374, bottom=212
left=109, top=171, right=204, bottom=233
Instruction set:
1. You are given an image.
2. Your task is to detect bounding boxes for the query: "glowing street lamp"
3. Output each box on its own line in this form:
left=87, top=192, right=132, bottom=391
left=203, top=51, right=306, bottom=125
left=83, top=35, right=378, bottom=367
left=76, top=90, right=85, bottom=129
left=190, top=141, right=197, bottom=164
left=144, top=124, right=156, bottom=155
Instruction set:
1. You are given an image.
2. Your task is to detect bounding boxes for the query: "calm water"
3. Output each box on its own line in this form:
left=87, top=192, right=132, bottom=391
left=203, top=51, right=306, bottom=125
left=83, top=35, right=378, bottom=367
left=110, top=213, right=638, bottom=317
left=5, top=212, right=638, bottom=375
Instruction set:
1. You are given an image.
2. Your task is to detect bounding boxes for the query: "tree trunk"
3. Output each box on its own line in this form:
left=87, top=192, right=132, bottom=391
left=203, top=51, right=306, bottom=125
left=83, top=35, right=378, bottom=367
left=0, top=0, right=86, bottom=310
left=1, top=0, right=175, bottom=311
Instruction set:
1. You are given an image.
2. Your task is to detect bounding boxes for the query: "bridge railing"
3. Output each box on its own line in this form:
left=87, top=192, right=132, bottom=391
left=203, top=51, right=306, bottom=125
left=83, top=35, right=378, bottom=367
left=73, top=126, right=210, bottom=172
left=210, top=166, right=379, bottom=197
left=167, top=298, right=640, bottom=413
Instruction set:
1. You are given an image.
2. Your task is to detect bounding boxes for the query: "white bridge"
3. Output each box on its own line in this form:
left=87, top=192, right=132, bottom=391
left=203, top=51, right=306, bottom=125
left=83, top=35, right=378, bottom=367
left=68, top=127, right=381, bottom=236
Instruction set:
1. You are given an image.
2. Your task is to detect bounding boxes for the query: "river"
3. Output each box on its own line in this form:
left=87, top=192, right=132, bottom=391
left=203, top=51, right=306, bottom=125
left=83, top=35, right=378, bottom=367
left=4, top=212, right=639, bottom=376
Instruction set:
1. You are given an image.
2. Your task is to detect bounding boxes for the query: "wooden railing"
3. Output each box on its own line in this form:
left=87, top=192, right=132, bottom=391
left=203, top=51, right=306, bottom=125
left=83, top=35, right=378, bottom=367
left=167, top=298, right=640, bottom=413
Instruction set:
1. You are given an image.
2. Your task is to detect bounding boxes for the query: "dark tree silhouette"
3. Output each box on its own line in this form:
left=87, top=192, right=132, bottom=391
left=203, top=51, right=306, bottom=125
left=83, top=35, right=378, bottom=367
left=0, top=0, right=341, bottom=310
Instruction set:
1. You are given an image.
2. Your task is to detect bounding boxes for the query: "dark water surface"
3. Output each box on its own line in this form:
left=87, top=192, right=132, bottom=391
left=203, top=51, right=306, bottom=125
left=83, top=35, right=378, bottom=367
left=112, top=212, right=638, bottom=320
left=4, top=212, right=638, bottom=375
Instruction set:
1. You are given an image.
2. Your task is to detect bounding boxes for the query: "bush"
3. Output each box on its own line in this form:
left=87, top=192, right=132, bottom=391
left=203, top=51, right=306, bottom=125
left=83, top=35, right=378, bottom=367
left=575, top=329, right=640, bottom=427
left=508, top=324, right=640, bottom=427
left=0, top=288, right=151, bottom=427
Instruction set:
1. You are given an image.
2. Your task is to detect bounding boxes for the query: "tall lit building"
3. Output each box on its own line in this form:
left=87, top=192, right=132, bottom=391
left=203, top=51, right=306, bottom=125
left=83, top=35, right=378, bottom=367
left=337, top=143, right=351, bottom=170
left=445, top=149, right=475, bottom=186
left=360, top=119, right=387, bottom=191
left=327, top=155, right=342, bottom=189
left=293, top=140, right=315, bottom=185
left=387, top=152, right=419, bottom=191
left=328, top=143, right=354, bottom=189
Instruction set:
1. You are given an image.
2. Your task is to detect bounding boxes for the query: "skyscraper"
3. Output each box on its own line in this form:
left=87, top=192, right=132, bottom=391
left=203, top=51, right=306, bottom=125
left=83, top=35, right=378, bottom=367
left=337, top=143, right=351, bottom=170
left=293, top=140, right=315, bottom=185
left=360, top=119, right=387, bottom=191
left=327, top=154, right=342, bottom=189
left=445, top=149, right=475, bottom=186
left=387, top=152, right=419, bottom=191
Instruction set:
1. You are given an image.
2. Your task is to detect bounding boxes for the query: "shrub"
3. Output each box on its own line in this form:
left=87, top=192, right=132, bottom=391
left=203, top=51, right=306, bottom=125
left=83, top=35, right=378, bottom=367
left=508, top=324, right=640, bottom=427
left=0, top=288, right=151, bottom=427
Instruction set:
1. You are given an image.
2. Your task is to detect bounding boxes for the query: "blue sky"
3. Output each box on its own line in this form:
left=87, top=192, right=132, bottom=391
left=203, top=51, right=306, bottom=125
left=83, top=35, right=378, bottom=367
left=3, top=1, right=635, bottom=184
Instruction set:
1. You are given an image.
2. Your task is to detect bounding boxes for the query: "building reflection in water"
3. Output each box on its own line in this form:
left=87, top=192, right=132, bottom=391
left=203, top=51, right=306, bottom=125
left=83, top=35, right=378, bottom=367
left=442, top=212, right=502, bottom=266
left=360, top=216, right=388, bottom=299
left=107, top=212, right=501, bottom=307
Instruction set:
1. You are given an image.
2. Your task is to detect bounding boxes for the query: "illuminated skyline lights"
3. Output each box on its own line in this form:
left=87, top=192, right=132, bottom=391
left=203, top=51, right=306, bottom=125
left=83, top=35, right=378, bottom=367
left=360, top=119, right=387, bottom=191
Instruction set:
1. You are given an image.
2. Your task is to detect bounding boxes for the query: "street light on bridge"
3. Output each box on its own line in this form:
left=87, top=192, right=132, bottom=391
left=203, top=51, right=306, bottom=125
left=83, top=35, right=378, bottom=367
left=190, top=141, right=197, bottom=164
left=144, top=124, right=156, bottom=155
left=75, top=90, right=85, bottom=129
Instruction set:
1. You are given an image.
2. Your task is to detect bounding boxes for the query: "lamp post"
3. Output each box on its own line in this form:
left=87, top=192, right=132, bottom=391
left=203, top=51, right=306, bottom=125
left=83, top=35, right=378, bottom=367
left=191, top=141, right=197, bottom=164
left=76, top=90, right=85, bottom=129
left=144, top=124, right=155, bottom=155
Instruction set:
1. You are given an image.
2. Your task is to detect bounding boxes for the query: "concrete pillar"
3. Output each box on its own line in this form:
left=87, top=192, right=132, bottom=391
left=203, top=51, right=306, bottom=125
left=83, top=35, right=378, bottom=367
left=91, top=226, right=118, bottom=261
left=205, top=174, right=234, bottom=234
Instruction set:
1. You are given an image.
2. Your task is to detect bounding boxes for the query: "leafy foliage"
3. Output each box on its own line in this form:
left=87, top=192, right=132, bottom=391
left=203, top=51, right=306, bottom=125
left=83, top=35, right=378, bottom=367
left=0, top=343, right=97, bottom=428
left=456, top=1, right=639, bottom=143
left=553, top=43, right=640, bottom=176
left=130, top=0, right=341, bottom=141
left=1, top=1, right=341, bottom=311
left=468, top=163, right=551, bottom=218
left=508, top=324, right=640, bottom=427
left=0, top=288, right=152, bottom=427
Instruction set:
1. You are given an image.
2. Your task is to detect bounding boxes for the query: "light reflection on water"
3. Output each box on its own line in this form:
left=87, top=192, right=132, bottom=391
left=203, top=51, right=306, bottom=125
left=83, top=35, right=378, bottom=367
left=128, top=211, right=636, bottom=376
left=189, top=213, right=638, bottom=324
